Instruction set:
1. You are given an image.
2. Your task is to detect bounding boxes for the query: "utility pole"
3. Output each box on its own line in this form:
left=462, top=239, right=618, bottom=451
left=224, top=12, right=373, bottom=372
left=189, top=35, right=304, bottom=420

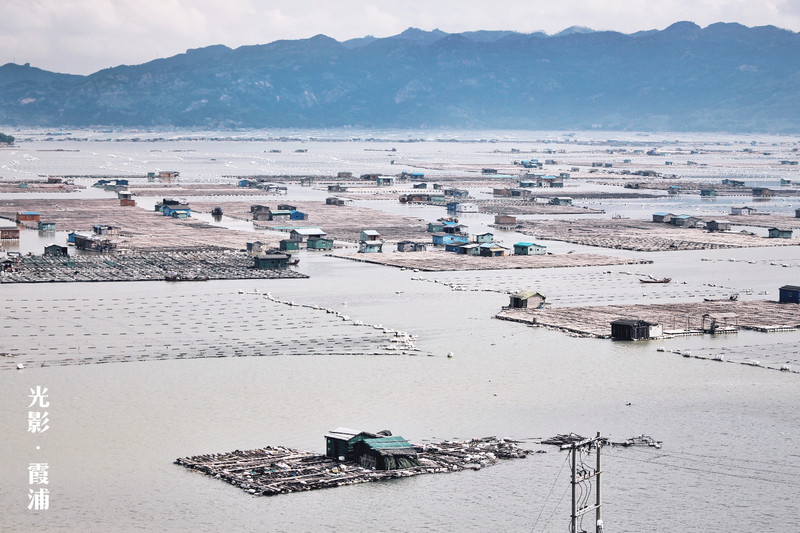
left=561, top=432, right=608, bottom=533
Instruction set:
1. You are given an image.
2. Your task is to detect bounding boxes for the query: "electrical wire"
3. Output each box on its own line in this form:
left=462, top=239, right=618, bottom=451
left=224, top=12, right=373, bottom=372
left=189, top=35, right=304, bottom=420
left=605, top=449, right=800, bottom=487
left=531, top=453, right=571, bottom=533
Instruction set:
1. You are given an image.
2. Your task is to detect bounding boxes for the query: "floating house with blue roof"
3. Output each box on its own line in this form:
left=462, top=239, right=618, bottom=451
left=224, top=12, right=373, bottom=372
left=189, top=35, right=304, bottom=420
left=514, top=242, right=546, bottom=255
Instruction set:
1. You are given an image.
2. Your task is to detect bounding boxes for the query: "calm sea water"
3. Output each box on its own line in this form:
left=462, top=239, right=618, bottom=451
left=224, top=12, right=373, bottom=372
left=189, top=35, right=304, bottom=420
left=2, top=131, right=800, bottom=532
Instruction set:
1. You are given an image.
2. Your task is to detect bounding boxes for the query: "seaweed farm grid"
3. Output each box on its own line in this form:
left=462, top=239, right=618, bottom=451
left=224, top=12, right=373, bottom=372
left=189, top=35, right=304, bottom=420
left=0, top=290, right=425, bottom=370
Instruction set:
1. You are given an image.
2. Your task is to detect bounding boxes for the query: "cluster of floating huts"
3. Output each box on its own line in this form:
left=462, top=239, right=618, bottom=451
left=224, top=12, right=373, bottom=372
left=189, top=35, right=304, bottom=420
left=652, top=210, right=793, bottom=238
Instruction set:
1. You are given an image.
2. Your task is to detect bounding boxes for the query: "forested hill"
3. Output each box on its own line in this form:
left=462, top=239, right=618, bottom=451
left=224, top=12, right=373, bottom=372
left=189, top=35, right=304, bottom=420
left=1, top=22, right=799, bottom=133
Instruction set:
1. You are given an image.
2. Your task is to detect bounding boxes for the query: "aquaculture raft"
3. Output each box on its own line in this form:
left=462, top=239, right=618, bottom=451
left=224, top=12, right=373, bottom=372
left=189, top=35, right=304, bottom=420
left=175, top=437, right=529, bottom=496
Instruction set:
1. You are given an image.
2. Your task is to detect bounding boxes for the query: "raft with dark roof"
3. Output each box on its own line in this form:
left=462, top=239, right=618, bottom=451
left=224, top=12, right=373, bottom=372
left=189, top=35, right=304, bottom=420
left=175, top=436, right=529, bottom=496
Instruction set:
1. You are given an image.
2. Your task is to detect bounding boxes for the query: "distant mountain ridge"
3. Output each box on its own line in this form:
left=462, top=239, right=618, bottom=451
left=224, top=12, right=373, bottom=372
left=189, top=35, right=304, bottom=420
left=1, top=22, right=799, bottom=133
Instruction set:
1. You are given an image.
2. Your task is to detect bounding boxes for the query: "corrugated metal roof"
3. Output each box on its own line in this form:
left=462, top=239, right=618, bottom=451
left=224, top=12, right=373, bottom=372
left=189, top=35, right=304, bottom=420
left=325, top=428, right=362, bottom=440
left=512, top=290, right=545, bottom=300
left=292, top=228, right=326, bottom=236
left=362, top=436, right=415, bottom=451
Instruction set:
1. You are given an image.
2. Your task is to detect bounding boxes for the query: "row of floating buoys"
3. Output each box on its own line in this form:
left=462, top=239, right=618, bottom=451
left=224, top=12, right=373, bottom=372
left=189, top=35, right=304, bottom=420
left=252, top=290, right=422, bottom=354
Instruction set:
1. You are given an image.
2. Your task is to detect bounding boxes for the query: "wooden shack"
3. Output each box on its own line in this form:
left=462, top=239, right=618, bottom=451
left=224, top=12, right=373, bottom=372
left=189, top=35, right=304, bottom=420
left=290, top=228, right=326, bottom=242
left=0, top=226, right=20, bottom=239
left=359, top=241, right=383, bottom=253
left=768, top=228, right=793, bottom=239
left=396, top=241, right=426, bottom=252
left=508, top=290, right=546, bottom=309
left=352, top=436, right=419, bottom=470
left=549, top=197, right=573, bottom=206
left=671, top=215, right=702, bottom=228
left=514, top=242, right=546, bottom=255
left=360, top=230, right=381, bottom=242
left=74, top=235, right=116, bottom=252
left=253, top=253, right=290, bottom=269
left=611, top=319, right=662, bottom=341
left=494, top=214, right=517, bottom=226
left=93, top=224, right=120, bottom=236
left=246, top=241, right=268, bottom=255
left=37, top=221, right=56, bottom=231
left=475, top=232, right=494, bottom=243
left=44, top=244, right=68, bottom=257
left=779, top=285, right=800, bottom=303
left=706, top=220, right=731, bottom=232
left=307, top=237, right=334, bottom=250
left=325, top=428, right=381, bottom=461
left=478, top=243, right=507, bottom=257
left=279, top=239, right=301, bottom=252
left=16, top=211, right=40, bottom=223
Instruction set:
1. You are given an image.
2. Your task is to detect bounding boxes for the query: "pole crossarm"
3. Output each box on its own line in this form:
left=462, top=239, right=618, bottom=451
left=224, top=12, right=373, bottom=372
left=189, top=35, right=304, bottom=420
left=565, top=432, right=607, bottom=533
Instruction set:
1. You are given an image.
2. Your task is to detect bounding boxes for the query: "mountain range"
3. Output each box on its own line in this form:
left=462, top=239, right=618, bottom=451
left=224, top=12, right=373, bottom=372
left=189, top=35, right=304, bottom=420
left=1, top=22, right=799, bottom=133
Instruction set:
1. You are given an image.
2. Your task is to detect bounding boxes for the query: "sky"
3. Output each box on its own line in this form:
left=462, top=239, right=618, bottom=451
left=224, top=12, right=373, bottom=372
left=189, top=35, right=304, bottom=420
left=2, top=0, right=799, bottom=75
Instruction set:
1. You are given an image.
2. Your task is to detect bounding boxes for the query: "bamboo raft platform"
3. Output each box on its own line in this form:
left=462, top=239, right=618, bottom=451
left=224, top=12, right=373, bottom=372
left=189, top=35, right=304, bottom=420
left=497, top=300, right=799, bottom=339
left=0, top=198, right=280, bottom=250
left=189, top=199, right=430, bottom=242
left=175, top=437, right=530, bottom=497
left=330, top=249, right=651, bottom=271
left=516, top=218, right=799, bottom=251
left=0, top=250, right=307, bottom=283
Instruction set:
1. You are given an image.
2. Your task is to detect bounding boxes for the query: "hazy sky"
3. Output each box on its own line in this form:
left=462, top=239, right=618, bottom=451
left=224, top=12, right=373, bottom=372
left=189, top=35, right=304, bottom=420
left=3, top=0, right=799, bottom=75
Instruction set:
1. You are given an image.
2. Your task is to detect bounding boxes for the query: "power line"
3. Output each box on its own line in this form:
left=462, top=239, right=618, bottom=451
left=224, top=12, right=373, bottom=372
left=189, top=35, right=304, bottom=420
left=531, top=453, right=571, bottom=533
left=604, top=450, right=800, bottom=488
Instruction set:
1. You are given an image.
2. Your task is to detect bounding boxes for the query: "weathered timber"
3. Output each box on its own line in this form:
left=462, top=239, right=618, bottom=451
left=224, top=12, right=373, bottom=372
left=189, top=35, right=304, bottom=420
left=175, top=437, right=529, bottom=496
left=497, top=300, right=799, bottom=338
left=330, top=249, right=651, bottom=271
left=0, top=250, right=307, bottom=283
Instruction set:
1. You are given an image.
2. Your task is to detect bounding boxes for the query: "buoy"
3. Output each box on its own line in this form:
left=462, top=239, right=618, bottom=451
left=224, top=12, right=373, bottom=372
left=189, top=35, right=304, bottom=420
left=16, top=363, right=24, bottom=370
left=447, top=351, right=453, bottom=358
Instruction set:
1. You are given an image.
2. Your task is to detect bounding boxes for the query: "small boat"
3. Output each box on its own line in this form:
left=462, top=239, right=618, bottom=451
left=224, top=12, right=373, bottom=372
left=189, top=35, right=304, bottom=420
left=640, top=277, right=671, bottom=284
left=287, top=258, right=300, bottom=266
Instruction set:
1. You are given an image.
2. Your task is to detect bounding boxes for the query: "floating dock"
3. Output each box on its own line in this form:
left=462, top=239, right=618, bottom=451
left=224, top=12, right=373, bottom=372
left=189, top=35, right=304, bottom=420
left=330, top=250, right=652, bottom=272
left=175, top=437, right=530, bottom=496
left=0, top=250, right=307, bottom=283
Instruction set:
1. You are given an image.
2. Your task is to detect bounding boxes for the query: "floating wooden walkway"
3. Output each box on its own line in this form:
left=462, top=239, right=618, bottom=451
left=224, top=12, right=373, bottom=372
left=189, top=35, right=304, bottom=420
left=175, top=437, right=530, bottom=496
